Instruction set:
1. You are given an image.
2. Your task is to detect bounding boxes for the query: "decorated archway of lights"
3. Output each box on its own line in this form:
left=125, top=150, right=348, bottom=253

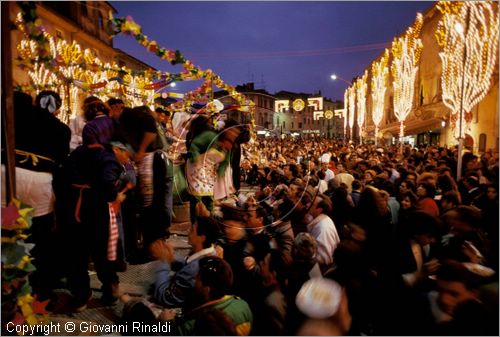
left=14, top=3, right=255, bottom=126
left=355, top=70, right=368, bottom=143
left=370, top=48, right=389, bottom=147
left=391, top=13, right=423, bottom=149
left=435, top=0, right=499, bottom=180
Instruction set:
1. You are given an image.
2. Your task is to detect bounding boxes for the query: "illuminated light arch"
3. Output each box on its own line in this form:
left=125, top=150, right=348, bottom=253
left=356, top=70, right=368, bottom=142
left=371, top=48, right=390, bottom=146
left=391, top=13, right=424, bottom=147
left=348, top=85, right=356, bottom=140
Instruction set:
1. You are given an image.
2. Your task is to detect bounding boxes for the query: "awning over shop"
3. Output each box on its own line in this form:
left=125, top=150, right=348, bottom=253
left=372, top=101, right=451, bottom=137
left=379, top=118, right=444, bottom=137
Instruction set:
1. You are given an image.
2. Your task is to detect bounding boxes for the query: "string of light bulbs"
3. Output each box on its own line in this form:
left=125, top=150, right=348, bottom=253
left=370, top=48, right=389, bottom=144
left=436, top=1, right=499, bottom=139
left=390, top=13, right=424, bottom=142
left=356, top=70, right=368, bottom=141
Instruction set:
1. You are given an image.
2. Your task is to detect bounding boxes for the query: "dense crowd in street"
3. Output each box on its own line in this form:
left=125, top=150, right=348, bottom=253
left=8, top=89, right=499, bottom=335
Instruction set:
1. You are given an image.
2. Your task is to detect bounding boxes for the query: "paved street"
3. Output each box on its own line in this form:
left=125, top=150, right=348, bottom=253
left=46, top=185, right=259, bottom=335
left=47, top=222, right=191, bottom=335
left=3, top=2, right=498, bottom=334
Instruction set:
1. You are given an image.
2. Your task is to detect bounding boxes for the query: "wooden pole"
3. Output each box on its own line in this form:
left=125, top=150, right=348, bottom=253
left=1, top=2, right=16, bottom=202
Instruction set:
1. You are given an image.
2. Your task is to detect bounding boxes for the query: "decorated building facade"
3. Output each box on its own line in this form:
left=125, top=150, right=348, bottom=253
left=7, top=1, right=155, bottom=113
left=215, top=84, right=344, bottom=139
left=354, top=2, right=499, bottom=153
left=274, top=91, right=343, bottom=138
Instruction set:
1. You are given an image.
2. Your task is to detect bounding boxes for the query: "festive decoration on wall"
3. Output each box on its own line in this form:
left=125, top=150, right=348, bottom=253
left=275, top=100, right=290, bottom=113
left=436, top=1, right=498, bottom=180
left=371, top=48, right=389, bottom=146
left=436, top=1, right=499, bottom=140
left=313, top=111, right=324, bottom=121
left=2, top=199, right=49, bottom=329
left=14, top=2, right=254, bottom=125
left=15, top=10, right=155, bottom=117
left=356, top=70, right=368, bottom=142
left=348, top=85, right=356, bottom=139
left=343, top=89, right=348, bottom=139
left=104, top=13, right=254, bottom=117
left=27, top=63, right=58, bottom=94
left=106, top=15, right=186, bottom=66
left=292, top=99, right=305, bottom=112
left=324, top=110, right=334, bottom=119
left=391, top=13, right=423, bottom=146
left=307, top=97, right=323, bottom=111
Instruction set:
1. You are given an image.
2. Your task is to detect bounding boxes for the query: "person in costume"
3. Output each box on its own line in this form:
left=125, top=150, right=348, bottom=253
left=61, top=140, right=132, bottom=311
left=186, top=115, right=240, bottom=220
left=118, top=106, right=173, bottom=257
left=14, top=90, right=71, bottom=303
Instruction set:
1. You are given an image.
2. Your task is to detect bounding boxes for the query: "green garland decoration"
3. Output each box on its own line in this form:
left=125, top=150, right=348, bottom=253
left=2, top=199, right=50, bottom=333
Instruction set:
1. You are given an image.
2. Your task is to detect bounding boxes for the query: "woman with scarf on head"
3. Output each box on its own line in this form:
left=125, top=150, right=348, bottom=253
left=14, top=90, right=71, bottom=304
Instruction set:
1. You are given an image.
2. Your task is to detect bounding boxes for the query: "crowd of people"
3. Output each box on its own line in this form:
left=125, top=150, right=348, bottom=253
left=8, top=90, right=499, bottom=335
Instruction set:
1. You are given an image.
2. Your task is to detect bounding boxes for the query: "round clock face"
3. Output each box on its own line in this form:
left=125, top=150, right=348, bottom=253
left=324, top=110, right=334, bottom=119
left=293, top=99, right=305, bottom=111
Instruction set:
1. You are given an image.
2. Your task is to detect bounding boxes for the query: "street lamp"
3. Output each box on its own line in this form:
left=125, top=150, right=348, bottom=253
left=330, top=74, right=352, bottom=86
left=331, top=74, right=353, bottom=141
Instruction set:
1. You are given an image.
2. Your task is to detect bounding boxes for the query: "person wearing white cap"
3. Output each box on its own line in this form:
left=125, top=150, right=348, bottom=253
left=320, top=155, right=335, bottom=183
left=295, top=278, right=352, bottom=335
left=320, top=152, right=332, bottom=165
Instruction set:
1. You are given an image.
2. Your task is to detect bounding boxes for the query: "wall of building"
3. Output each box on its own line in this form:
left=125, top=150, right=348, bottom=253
left=362, top=4, right=498, bottom=153
left=9, top=1, right=154, bottom=114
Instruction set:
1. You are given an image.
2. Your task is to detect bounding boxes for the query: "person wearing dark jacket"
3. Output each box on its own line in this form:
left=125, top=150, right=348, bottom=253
left=61, top=141, right=130, bottom=311
left=14, top=91, right=71, bottom=303
left=119, top=106, right=173, bottom=254
left=224, top=119, right=251, bottom=192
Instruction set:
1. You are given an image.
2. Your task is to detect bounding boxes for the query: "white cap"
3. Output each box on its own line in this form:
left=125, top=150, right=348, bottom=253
left=213, top=99, right=224, bottom=113
left=295, top=278, right=342, bottom=319
left=320, top=153, right=331, bottom=164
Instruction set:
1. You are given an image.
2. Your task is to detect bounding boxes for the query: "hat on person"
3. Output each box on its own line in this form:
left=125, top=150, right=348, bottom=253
left=296, top=278, right=342, bottom=319
left=320, top=153, right=331, bottom=164
left=36, top=90, right=62, bottom=114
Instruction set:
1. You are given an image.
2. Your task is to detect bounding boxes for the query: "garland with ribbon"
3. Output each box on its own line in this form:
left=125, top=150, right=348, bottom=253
left=2, top=199, right=49, bottom=332
left=13, top=1, right=256, bottom=135
left=106, top=13, right=255, bottom=115
left=107, top=15, right=186, bottom=66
